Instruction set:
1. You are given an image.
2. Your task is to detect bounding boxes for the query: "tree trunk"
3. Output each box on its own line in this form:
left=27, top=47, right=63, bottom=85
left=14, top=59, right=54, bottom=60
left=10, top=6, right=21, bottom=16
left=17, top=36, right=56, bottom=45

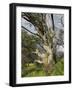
left=43, top=53, right=53, bottom=75
left=42, top=44, right=54, bottom=75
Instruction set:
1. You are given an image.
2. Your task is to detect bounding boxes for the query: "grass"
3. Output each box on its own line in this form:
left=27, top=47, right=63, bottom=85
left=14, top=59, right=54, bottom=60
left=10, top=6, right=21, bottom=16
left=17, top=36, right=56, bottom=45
left=21, top=58, right=64, bottom=77
left=49, top=58, right=64, bottom=76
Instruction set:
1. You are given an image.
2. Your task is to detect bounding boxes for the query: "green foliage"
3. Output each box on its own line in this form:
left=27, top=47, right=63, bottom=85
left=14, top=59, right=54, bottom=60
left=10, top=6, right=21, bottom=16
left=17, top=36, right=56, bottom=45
left=21, top=30, right=41, bottom=68
left=50, top=58, right=64, bottom=75
left=21, top=58, right=64, bottom=77
left=22, top=63, right=46, bottom=77
left=22, top=30, right=36, bottom=50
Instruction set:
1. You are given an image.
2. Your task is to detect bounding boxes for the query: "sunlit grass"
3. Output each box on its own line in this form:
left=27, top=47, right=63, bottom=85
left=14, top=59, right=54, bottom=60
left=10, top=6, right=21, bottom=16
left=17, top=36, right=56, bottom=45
left=21, top=58, right=64, bottom=77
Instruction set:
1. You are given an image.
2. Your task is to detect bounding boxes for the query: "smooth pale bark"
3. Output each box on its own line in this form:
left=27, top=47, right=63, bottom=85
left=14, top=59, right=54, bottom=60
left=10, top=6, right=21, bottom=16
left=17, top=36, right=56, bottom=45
left=35, top=44, right=53, bottom=65
left=46, top=14, right=53, bottom=30
left=43, top=14, right=54, bottom=65
left=34, top=14, right=54, bottom=67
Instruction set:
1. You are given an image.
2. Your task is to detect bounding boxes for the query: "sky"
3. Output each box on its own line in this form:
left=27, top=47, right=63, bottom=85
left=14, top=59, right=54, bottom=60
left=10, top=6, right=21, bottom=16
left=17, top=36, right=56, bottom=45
left=21, top=18, right=37, bottom=34
left=21, top=14, right=64, bottom=34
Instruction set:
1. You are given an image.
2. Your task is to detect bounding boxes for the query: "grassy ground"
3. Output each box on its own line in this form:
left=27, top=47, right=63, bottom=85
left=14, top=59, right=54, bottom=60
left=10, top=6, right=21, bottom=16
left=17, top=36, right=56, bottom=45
left=21, top=58, right=64, bottom=77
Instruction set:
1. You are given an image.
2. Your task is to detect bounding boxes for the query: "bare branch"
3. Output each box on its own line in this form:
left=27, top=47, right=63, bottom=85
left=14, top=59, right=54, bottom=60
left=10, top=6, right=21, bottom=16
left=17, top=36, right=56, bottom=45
left=22, top=26, right=37, bottom=35
left=21, top=26, right=44, bottom=41
left=51, top=14, right=55, bottom=31
left=61, top=16, right=64, bottom=27
left=22, top=17, right=34, bottom=26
